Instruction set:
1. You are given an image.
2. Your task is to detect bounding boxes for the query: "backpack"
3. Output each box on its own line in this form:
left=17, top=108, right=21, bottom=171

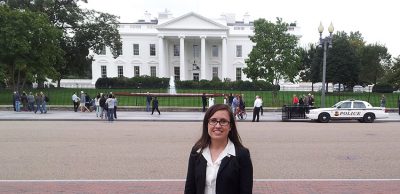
left=44, top=96, right=49, bottom=102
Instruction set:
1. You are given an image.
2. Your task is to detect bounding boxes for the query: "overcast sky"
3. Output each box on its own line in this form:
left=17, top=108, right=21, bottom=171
left=80, top=0, right=400, bottom=57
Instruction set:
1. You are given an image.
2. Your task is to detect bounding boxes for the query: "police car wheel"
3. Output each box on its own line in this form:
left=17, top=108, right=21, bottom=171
left=357, top=119, right=364, bottom=123
left=318, top=113, right=330, bottom=123
left=363, top=113, right=375, bottom=123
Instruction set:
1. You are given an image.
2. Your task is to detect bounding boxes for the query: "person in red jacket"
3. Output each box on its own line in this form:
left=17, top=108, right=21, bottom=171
left=292, top=94, right=299, bottom=105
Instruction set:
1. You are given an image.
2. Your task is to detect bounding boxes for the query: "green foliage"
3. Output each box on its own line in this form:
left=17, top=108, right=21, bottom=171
left=0, top=5, right=63, bottom=91
left=326, top=31, right=359, bottom=87
left=372, top=83, right=395, bottom=93
left=175, top=80, right=279, bottom=91
left=95, top=76, right=169, bottom=89
left=2, top=0, right=122, bottom=85
left=243, top=18, right=301, bottom=84
left=359, top=44, right=391, bottom=84
left=385, top=56, right=400, bottom=89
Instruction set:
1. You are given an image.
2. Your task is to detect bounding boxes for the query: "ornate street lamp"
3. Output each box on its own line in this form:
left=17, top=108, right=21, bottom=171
left=318, top=22, right=334, bottom=108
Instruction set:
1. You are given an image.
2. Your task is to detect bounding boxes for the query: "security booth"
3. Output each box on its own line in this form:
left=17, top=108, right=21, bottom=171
left=281, top=105, right=314, bottom=121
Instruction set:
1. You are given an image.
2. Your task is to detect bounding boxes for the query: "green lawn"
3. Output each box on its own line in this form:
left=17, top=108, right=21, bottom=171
left=1, top=88, right=399, bottom=108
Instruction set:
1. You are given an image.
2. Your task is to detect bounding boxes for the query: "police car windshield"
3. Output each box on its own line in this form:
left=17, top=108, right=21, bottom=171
left=332, top=101, right=343, bottom=108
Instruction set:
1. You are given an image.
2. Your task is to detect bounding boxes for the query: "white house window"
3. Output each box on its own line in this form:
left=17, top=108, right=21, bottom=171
left=101, top=66, right=107, bottom=78
left=99, top=46, right=106, bottom=55
left=236, top=45, right=242, bottom=57
left=174, top=66, right=180, bottom=81
left=134, top=66, right=140, bottom=77
left=117, top=66, right=123, bottom=78
left=150, top=44, right=156, bottom=56
left=173, top=45, right=180, bottom=56
left=193, top=44, right=200, bottom=58
left=236, top=68, right=242, bottom=81
left=150, top=66, right=156, bottom=77
left=212, top=67, right=219, bottom=79
left=133, top=44, right=139, bottom=55
left=212, top=45, right=218, bottom=57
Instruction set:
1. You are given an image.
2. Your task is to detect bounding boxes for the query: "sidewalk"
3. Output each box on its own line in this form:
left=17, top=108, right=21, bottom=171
left=0, top=109, right=399, bottom=122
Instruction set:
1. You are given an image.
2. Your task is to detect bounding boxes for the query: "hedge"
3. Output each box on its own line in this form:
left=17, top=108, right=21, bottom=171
left=95, top=76, right=169, bottom=89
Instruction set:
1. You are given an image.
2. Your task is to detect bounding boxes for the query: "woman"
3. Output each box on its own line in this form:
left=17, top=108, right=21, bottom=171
left=185, top=104, right=253, bottom=194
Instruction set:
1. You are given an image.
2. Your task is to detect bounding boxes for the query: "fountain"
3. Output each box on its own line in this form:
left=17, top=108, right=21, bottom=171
left=168, top=76, right=177, bottom=94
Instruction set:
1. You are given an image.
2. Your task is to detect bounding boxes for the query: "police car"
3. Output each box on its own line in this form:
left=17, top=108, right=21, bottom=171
left=306, top=99, right=389, bottom=123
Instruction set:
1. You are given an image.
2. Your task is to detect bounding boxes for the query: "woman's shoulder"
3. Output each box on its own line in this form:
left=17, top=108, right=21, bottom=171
left=235, top=146, right=250, bottom=157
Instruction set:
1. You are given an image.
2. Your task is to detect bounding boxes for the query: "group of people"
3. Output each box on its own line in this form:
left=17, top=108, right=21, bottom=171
left=292, top=93, right=315, bottom=107
left=12, top=91, right=49, bottom=114
left=72, top=91, right=119, bottom=121
left=146, top=92, right=161, bottom=115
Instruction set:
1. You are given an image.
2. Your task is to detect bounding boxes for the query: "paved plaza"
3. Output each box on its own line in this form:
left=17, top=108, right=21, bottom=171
left=0, top=111, right=400, bottom=193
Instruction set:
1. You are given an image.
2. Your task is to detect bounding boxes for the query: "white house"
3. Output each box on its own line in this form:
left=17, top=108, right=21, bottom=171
left=91, top=10, right=301, bottom=84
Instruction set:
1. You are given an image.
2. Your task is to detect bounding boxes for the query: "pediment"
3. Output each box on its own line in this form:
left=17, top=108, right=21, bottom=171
left=131, top=59, right=143, bottom=64
left=97, top=60, right=109, bottom=63
left=148, top=60, right=158, bottom=64
left=115, top=60, right=126, bottom=64
left=157, top=12, right=228, bottom=30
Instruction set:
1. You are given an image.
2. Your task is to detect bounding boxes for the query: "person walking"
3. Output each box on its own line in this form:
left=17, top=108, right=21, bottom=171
left=184, top=104, right=253, bottom=194
left=95, top=93, right=101, bottom=117
left=13, top=91, right=21, bottom=112
left=202, top=93, right=207, bottom=112
left=34, top=93, right=43, bottom=114
left=41, top=91, right=48, bottom=113
left=380, top=94, right=386, bottom=107
left=105, top=94, right=115, bottom=121
left=151, top=97, right=160, bottom=115
left=72, top=92, right=80, bottom=112
left=99, top=93, right=107, bottom=119
left=252, top=95, right=262, bottom=122
left=146, top=92, right=152, bottom=112
left=27, top=92, right=35, bottom=111
left=113, top=94, right=118, bottom=119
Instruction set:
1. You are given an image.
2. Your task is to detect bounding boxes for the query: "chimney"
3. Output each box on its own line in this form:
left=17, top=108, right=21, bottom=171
left=144, top=11, right=151, bottom=22
left=243, top=12, right=250, bottom=24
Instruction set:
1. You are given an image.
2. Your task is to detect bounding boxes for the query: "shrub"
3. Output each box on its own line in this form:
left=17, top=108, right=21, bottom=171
left=95, top=76, right=169, bottom=89
left=372, top=83, right=394, bottom=93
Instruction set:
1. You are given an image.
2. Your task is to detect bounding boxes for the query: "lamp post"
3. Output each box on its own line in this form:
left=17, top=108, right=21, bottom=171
left=318, top=22, right=334, bottom=108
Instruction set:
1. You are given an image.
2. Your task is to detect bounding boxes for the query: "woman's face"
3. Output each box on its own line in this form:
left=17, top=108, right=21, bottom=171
left=208, top=110, right=231, bottom=142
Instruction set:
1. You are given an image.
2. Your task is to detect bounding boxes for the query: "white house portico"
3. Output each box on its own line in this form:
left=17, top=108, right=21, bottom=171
left=91, top=11, right=301, bottom=83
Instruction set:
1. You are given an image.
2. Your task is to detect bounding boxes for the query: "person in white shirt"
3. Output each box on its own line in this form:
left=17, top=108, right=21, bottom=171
left=105, top=94, right=115, bottom=121
left=71, top=92, right=80, bottom=112
left=184, top=104, right=253, bottom=194
left=252, top=95, right=263, bottom=122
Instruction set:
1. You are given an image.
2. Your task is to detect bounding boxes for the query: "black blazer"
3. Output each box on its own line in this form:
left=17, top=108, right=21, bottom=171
left=184, top=146, right=253, bottom=194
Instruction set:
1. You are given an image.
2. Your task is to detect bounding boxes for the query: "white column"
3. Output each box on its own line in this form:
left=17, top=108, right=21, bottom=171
left=200, top=36, right=206, bottom=80
left=158, top=35, right=165, bottom=77
left=179, top=35, right=185, bottom=81
left=221, top=36, right=228, bottom=81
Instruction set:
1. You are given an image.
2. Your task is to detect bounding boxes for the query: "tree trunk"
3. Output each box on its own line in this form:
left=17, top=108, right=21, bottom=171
left=311, top=82, right=314, bottom=92
left=17, top=68, right=21, bottom=92
left=11, top=62, right=15, bottom=91
left=57, top=79, right=61, bottom=88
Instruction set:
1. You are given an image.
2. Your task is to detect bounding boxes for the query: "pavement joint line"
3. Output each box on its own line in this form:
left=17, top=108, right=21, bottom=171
left=1, top=179, right=400, bottom=182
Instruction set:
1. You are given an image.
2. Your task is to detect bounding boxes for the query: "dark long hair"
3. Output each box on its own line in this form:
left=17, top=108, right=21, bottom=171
left=193, top=104, right=244, bottom=152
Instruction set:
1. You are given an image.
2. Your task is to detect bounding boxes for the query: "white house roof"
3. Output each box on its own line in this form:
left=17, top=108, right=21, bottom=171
left=156, top=12, right=229, bottom=31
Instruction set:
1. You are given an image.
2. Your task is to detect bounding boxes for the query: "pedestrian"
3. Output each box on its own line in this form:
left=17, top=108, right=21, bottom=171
left=151, top=97, right=160, bottom=115
left=398, top=97, right=400, bottom=115
left=72, top=92, right=79, bottom=112
left=380, top=94, right=386, bottom=108
left=292, top=94, right=299, bottom=105
left=260, top=96, right=264, bottom=116
left=21, top=92, right=28, bottom=111
left=146, top=92, right=152, bottom=112
left=252, top=95, right=262, bottom=122
left=99, top=93, right=107, bottom=119
left=27, top=92, right=35, bottom=111
left=184, top=104, right=253, bottom=194
left=41, top=91, right=48, bottom=113
left=113, top=94, right=118, bottom=119
left=202, top=93, right=207, bottom=112
left=208, top=96, right=215, bottom=108
left=105, top=94, right=115, bottom=121
left=95, top=93, right=101, bottom=117
left=228, top=93, right=234, bottom=106
left=34, top=93, right=43, bottom=114
left=13, top=91, right=21, bottom=112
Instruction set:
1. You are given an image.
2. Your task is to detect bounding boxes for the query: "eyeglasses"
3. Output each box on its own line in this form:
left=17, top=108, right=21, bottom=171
left=208, top=119, right=230, bottom=126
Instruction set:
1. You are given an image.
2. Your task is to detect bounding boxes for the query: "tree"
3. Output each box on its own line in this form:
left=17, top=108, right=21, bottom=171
left=0, top=5, right=63, bottom=91
left=326, top=31, right=359, bottom=88
left=3, top=0, right=122, bottom=87
left=386, top=56, right=400, bottom=89
left=243, top=18, right=301, bottom=84
left=298, top=44, right=317, bottom=82
left=359, top=44, right=391, bottom=84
